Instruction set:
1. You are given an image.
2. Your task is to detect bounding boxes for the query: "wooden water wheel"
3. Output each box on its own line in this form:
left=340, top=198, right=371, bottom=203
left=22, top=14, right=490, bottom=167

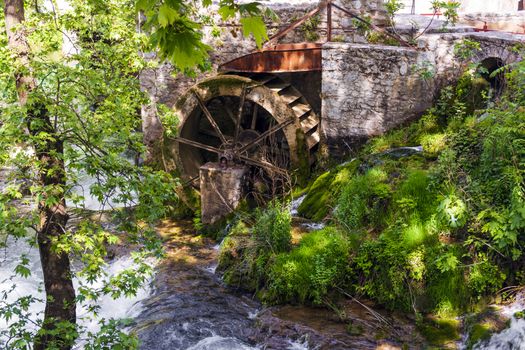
left=163, top=74, right=320, bottom=191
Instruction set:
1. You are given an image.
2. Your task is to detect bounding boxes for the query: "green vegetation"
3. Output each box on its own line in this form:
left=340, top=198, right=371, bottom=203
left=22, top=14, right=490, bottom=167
left=300, top=14, right=321, bottom=42
left=267, top=227, right=350, bottom=304
left=297, top=160, right=360, bottom=221
left=218, top=52, right=525, bottom=347
left=0, top=0, right=271, bottom=347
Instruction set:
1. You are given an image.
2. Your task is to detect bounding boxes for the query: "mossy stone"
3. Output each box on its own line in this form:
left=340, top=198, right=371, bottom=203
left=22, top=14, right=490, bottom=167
left=297, top=160, right=360, bottom=221
left=418, top=317, right=461, bottom=346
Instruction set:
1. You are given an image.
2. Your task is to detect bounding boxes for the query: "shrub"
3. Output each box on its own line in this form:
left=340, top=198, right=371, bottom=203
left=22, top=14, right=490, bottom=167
left=467, top=253, right=506, bottom=299
left=253, top=201, right=292, bottom=254
left=352, top=236, right=413, bottom=311
left=266, top=227, right=350, bottom=304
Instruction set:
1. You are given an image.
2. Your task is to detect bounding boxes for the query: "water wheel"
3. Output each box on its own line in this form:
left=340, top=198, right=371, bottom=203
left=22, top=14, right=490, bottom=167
left=163, top=74, right=320, bottom=191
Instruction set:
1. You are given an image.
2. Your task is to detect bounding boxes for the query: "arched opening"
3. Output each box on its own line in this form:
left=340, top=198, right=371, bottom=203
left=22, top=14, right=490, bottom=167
left=478, top=57, right=505, bottom=96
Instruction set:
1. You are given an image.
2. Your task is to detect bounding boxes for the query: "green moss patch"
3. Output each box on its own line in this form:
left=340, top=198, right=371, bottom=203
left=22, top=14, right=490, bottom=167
left=297, top=159, right=360, bottom=221
left=418, top=317, right=461, bottom=347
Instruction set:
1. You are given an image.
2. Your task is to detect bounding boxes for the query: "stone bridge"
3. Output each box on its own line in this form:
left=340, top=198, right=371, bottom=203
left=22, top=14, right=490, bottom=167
left=321, top=31, right=524, bottom=156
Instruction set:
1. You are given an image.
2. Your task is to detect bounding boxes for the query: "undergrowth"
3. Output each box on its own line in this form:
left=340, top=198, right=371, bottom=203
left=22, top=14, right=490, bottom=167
left=217, top=54, right=525, bottom=346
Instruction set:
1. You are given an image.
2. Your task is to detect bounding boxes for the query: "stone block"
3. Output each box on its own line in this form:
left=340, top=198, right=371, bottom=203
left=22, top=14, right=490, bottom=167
left=200, top=163, right=248, bottom=224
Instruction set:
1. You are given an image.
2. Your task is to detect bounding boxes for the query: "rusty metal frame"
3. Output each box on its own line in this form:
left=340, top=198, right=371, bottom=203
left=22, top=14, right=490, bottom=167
left=264, top=0, right=411, bottom=48
left=219, top=0, right=413, bottom=73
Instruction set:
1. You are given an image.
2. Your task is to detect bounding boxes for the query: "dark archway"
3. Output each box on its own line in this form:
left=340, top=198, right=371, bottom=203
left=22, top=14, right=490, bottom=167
left=478, top=57, right=505, bottom=95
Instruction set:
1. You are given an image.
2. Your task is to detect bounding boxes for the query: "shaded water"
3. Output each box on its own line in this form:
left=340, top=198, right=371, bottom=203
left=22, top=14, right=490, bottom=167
left=133, top=220, right=414, bottom=350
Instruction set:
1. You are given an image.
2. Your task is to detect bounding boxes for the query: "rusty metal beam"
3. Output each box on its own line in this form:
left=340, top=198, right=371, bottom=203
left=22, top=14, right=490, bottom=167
left=327, top=0, right=333, bottom=42
left=175, top=137, right=222, bottom=154
left=239, top=155, right=288, bottom=176
left=239, top=118, right=294, bottom=154
left=264, top=2, right=326, bottom=48
left=219, top=44, right=322, bottom=73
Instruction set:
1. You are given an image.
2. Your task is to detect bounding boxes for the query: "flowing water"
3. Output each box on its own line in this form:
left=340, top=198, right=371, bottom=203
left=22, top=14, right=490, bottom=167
left=7, top=166, right=523, bottom=349
left=0, top=235, right=154, bottom=347
left=471, top=294, right=525, bottom=350
left=132, top=220, right=420, bottom=350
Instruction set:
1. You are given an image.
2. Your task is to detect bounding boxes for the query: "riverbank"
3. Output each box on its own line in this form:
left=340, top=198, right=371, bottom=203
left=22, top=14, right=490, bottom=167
left=133, top=219, right=422, bottom=349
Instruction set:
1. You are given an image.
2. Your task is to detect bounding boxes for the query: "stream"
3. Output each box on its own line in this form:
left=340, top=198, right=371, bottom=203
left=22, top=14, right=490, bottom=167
left=132, top=219, right=401, bottom=350
left=2, top=169, right=524, bottom=349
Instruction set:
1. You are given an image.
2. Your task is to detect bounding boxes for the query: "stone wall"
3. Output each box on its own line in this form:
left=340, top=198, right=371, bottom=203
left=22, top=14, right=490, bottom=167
left=321, top=42, right=430, bottom=155
left=320, top=32, right=524, bottom=156
left=140, top=0, right=388, bottom=158
left=460, top=12, right=525, bottom=33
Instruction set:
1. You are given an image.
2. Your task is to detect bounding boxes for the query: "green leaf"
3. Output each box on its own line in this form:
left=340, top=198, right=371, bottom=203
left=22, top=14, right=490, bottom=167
left=158, top=4, right=178, bottom=28
left=240, top=16, right=268, bottom=48
left=136, top=0, right=155, bottom=11
left=218, top=5, right=236, bottom=20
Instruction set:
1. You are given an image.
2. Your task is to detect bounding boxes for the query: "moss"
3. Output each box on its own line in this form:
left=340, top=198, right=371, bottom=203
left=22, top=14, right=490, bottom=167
left=297, top=159, right=359, bottom=221
left=346, top=322, right=364, bottom=336
left=197, top=75, right=251, bottom=95
left=217, top=221, right=259, bottom=291
left=467, top=323, right=493, bottom=349
left=421, top=133, right=447, bottom=158
left=297, top=171, right=332, bottom=221
left=514, top=310, right=525, bottom=319
left=418, top=317, right=461, bottom=346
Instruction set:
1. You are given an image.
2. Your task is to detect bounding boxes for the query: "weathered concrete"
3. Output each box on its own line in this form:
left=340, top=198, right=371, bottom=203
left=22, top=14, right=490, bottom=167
left=398, top=0, right=522, bottom=14
left=460, top=12, right=525, bottom=33
left=200, top=163, right=248, bottom=224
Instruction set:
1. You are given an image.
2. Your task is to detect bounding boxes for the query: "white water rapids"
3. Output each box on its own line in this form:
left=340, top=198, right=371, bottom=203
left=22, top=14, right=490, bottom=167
left=472, top=294, right=525, bottom=350
left=0, top=236, right=154, bottom=348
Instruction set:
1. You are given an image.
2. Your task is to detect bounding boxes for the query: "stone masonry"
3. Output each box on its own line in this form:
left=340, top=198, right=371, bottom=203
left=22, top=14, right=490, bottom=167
left=140, top=0, right=387, bottom=159
left=140, top=1, right=523, bottom=160
left=199, top=163, right=248, bottom=224
left=320, top=31, right=524, bottom=156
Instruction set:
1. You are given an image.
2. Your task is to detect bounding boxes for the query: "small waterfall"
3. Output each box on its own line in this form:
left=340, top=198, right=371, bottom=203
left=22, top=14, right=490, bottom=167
left=290, top=195, right=326, bottom=231
left=471, top=294, right=525, bottom=350
left=290, top=195, right=306, bottom=217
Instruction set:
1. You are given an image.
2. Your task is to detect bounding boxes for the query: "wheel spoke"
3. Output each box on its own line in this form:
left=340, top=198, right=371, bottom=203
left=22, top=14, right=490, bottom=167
left=199, top=128, right=233, bottom=141
left=234, top=85, right=247, bottom=145
left=193, top=90, right=228, bottom=145
left=250, top=103, right=258, bottom=130
left=239, top=156, right=288, bottom=176
left=239, top=118, right=294, bottom=154
left=219, top=97, right=237, bottom=124
left=175, top=137, right=222, bottom=154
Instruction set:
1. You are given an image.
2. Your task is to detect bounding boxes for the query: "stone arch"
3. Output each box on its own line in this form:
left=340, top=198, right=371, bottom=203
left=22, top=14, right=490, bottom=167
left=468, top=38, right=523, bottom=95
left=471, top=39, right=521, bottom=66
left=478, top=56, right=505, bottom=91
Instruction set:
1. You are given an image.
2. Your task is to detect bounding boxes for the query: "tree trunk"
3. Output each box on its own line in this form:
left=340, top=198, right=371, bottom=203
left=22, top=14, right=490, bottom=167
left=3, top=1, right=76, bottom=349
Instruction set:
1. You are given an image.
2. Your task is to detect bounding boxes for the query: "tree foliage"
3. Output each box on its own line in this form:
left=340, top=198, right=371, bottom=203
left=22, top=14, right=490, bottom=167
left=136, top=0, right=272, bottom=73
left=0, top=0, right=183, bottom=347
